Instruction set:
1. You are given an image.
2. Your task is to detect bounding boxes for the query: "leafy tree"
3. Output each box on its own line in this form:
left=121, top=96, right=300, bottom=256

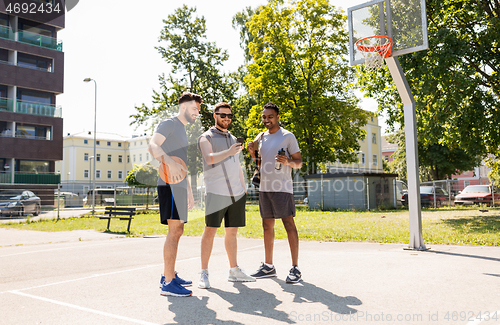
left=129, top=5, right=242, bottom=191
left=385, top=131, right=434, bottom=183
left=358, top=0, right=500, bottom=180
left=486, top=152, right=500, bottom=188
left=125, top=163, right=158, bottom=210
left=239, top=0, right=369, bottom=174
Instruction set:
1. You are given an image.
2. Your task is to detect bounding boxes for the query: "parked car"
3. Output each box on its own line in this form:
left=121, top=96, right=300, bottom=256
left=396, top=180, right=408, bottom=206
left=454, top=185, right=500, bottom=206
left=402, top=186, right=451, bottom=208
left=0, top=190, right=41, bottom=216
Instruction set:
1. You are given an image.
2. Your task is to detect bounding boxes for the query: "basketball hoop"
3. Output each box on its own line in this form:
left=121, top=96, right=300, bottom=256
left=355, top=36, right=393, bottom=71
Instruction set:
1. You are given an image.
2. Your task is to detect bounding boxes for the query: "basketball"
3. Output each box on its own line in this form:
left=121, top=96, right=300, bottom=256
left=159, top=157, right=187, bottom=184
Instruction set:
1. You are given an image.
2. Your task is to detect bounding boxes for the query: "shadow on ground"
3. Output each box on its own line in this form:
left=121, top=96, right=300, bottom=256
left=164, top=295, right=245, bottom=325
left=441, top=215, right=500, bottom=233
left=274, top=278, right=362, bottom=315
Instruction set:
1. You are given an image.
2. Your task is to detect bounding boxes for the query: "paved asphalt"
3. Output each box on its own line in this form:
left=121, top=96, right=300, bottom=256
left=0, top=213, right=499, bottom=325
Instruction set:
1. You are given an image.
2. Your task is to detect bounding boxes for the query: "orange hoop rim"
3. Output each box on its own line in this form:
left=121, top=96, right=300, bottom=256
left=355, top=36, right=393, bottom=58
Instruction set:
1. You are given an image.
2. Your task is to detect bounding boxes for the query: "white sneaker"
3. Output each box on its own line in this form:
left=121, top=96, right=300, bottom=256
left=198, top=269, right=210, bottom=289
left=228, top=267, right=256, bottom=282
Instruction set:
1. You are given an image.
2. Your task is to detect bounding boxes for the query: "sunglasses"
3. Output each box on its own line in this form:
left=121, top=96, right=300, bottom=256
left=215, top=113, right=233, bottom=119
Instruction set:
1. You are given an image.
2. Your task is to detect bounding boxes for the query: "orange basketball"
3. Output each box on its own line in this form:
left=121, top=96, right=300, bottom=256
left=159, top=156, right=187, bottom=184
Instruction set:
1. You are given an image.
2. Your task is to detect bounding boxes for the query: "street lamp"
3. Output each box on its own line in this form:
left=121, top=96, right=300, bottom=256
left=88, top=156, right=94, bottom=203
left=84, top=78, right=97, bottom=216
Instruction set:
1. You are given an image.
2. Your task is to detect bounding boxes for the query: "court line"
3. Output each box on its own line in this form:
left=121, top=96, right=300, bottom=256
left=0, top=239, right=134, bottom=258
left=1, top=244, right=263, bottom=294
left=9, top=291, right=160, bottom=325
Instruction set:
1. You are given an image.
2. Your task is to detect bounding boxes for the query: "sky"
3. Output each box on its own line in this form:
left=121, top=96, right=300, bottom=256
left=57, top=0, right=382, bottom=138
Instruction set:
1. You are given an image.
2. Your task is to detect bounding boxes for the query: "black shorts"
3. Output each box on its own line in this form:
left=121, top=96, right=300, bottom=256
left=158, top=185, right=187, bottom=224
left=259, top=192, right=296, bottom=219
left=205, top=193, right=246, bottom=228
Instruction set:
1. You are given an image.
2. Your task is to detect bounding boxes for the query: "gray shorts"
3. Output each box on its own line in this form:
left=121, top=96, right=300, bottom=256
left=205, top=193, right=246, bottom=227
left=259, top=192, right=296, bottom=219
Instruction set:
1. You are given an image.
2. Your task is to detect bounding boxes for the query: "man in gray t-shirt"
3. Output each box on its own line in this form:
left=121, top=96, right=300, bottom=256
left=247, top=102, right=303, bottom=283
left=197, top=102, right=255, bottom=288
left=148, top=92, right=201, bottom=297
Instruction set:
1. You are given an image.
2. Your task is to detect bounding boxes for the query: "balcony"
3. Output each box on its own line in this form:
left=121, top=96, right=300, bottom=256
left=17, top=30, right=62, bottom=51
left=0, top=25, right=14, bottom=41
left=0, top=172, right=60, bottom=185
left=0, top=97, right=14, bottom=112
left=16, top=99, right=62, bottom=118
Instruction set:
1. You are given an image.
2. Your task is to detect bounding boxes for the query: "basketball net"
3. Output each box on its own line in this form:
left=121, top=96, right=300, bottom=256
left=356, top=36, right=393, bottom=72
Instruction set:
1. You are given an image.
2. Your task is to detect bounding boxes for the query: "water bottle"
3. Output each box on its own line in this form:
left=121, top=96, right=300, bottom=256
left=275, top=148, right=286, bottom=170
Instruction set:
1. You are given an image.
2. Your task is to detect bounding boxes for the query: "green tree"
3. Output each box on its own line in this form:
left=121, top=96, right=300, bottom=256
left=358, top=0, right=500, bottom=179
left=125, top=163, right=158, bottom=210
left=129, top=5, right=241, bottom=191
left=239, top=0, right=369, bottom=174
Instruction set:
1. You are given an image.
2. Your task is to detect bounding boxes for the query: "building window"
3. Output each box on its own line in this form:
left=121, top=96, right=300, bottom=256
left=84, top=139, right=88, bottom=144
left=118, top=155, right=123, bottom=163
left=140, top=141, right=143, bottom=145
left=107, top=141, right=111, bottom=146
left=134, top=142, right=136, bottom=146
left=17, top=53, right=52, bottom=72
left=84, top=153, right=89, bottom=161
left=84, top=169, right=89, bottom=178
left=96, top=140, right=100, bottom=145
left=15, top=124, right=51, bottom=140
left=107, top=170, right=112, bottom=179
left=118, top=171, right=123, bottom=179
left=464, top=180, right=470, bottom=187
left=360, top=153, right=365, bottom=165
left=139, top=154, right=142, bottom=162
left=127, top=155, right=130, bottom=163
left=373, top=155, right=378, bottom=166
left=96, top=170, right=101, bottom=178
left=118, top=142, right=122, bottom=147
left=133, top=155, right=136, bottom=162
left=146, top=153, right=149, bottom=161
left=372, top=133, right=377, bottom=144
left=107, top=154, right=112, bottom=162
left=384, top=155, right=389, bottom=161
left=96, top=154, right=101, bottom=162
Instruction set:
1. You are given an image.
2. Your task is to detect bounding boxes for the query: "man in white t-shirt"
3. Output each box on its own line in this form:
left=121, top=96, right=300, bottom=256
left=247, top=102, right=303, bottom=283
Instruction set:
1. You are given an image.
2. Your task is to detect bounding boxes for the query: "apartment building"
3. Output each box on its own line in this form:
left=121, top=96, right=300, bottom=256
left=326, top=113, right=383, bottom=173
left=0, top=2, right=64, bottom=203
left=55, top=132, right=153, bottom=194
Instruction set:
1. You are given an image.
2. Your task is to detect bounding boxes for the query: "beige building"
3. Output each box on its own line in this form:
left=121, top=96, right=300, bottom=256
left=326, top=114, right=383, bottom=173
left=55, top=131, right=152, bottom=195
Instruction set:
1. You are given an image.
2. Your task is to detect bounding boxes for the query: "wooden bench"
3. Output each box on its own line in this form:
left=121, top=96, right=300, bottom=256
left=100, top=207, right=136, bottom=232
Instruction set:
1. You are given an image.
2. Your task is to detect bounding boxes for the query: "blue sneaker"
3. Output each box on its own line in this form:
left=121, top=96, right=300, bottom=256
left=160, top=279, right=193, bottom=297
left=160, top=272, right=192, bottom=288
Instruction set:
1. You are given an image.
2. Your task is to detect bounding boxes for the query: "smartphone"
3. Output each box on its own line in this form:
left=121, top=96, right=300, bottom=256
left=236, top=137, right=245, bottom=146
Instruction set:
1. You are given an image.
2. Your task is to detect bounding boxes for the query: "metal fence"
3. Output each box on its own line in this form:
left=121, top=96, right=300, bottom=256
left=420, top=179, right=459, bottom=208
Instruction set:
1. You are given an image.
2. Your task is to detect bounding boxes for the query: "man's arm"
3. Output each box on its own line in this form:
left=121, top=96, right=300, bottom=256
left=199, top=136, right=242, bottom=165
left=239, top=164, right=246, bottom=192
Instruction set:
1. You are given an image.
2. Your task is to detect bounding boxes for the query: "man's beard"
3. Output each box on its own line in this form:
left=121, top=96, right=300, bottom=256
left=216, top=119, right=230, bottom=130
left=184, top=110, right=196, bottom=124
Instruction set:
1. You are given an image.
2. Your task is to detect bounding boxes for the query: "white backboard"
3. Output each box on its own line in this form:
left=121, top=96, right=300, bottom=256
left=348, top=0, right=428, bottom=66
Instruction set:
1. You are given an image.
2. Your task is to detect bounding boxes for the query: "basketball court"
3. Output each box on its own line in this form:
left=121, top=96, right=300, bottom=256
left=1, top=228, right=499, bottom=325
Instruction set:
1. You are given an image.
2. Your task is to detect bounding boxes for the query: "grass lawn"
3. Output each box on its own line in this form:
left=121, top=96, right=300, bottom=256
left=1, top=205, right=499, bottom=246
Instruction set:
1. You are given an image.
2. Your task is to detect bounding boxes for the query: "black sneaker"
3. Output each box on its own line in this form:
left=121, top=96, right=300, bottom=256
left=286, top=266, right=302, bottom=283
left=251, top=263, right=277, bottom=279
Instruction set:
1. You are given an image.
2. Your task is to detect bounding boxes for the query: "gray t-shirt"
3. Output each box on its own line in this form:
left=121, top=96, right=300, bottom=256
left=256, top=128, right=300, bottom=194
left=155, top=117, right=188, bottom=188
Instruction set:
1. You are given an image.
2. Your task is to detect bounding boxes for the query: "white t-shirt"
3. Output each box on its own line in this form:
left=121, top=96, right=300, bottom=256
left=256, top=128, right=300, bottom=194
